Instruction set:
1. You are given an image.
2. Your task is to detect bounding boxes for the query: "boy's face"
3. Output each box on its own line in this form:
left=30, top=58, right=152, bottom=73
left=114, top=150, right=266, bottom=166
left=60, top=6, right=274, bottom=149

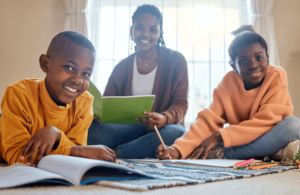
left=231, top=42, right=269, bottom=90
left=40, top=42, right=95, bottom=106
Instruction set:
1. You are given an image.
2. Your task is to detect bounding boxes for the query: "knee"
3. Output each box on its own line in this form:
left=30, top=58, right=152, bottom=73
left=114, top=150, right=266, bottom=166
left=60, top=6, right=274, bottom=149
left=160, top=125, right=186, bottom=144
left=281, top=116, right=300, bottom=139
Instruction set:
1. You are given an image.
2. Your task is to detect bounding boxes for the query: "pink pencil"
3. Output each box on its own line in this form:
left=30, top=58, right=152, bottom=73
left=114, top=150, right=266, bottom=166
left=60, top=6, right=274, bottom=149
left=234, top=158, right=255, bottom=167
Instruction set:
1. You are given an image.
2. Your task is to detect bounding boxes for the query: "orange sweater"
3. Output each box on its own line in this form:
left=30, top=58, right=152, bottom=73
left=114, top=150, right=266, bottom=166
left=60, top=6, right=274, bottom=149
left=173, top=65, right=293, bottom=159
left=0, top=78, right=94, bottom=165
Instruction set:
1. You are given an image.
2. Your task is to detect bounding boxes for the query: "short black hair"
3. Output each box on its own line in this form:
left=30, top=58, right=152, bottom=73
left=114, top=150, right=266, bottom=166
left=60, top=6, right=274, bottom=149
left=228, top=25, right=268, bottom=63
left=131, top=4, right=166, bottom=48
left=46, top=31, right=95, bottom=58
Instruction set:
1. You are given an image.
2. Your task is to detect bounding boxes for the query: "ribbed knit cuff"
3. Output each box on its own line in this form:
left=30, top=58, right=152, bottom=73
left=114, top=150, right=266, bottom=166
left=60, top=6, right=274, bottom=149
left=218, top=128, right=232, bottom=148
left=172, top=141, right=196, bottom=159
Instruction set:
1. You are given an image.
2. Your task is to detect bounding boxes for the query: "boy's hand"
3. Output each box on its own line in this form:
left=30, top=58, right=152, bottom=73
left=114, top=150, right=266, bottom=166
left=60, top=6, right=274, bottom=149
left=156, top=145, right=181, bottom=160
left=136, top=112, right=168, bottom=130
left=187, top=132, right=222, bottom=159
left=20, top=126, right=61, bottom=166
left=70, top=145, right=116, bottom=162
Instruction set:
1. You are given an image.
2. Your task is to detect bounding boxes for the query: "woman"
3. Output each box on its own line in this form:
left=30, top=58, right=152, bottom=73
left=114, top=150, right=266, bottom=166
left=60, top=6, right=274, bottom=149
left=88, top=4, right=188, bottom=159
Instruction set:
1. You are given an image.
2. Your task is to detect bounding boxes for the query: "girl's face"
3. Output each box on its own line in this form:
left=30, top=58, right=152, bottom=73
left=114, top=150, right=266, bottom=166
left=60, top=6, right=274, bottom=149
left=131, top=13, right=161, bottom=52
left=231, top=42, right=269, bottom=90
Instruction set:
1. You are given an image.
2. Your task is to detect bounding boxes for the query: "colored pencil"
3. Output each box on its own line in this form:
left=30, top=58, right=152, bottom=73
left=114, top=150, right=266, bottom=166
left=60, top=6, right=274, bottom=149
left=234, top=159, right=255, bottom=167
left=153, top=124, right=171, bottom=159
left=235, top=160, right=249, bottom=166
left=248, top=163, right=278, bottom=170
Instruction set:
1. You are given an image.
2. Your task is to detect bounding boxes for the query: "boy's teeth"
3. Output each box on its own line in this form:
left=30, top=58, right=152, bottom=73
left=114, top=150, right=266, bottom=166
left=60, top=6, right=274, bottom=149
left=141, top=40, right=149, bottom=43
left=64, top=86, right=77, bottom=93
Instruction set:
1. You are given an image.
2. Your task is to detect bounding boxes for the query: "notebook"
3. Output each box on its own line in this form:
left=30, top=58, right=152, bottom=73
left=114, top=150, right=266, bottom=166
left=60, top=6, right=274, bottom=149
left=87, top=81, right=155, bottom=124
left=0, top=155, right=156, bottom=189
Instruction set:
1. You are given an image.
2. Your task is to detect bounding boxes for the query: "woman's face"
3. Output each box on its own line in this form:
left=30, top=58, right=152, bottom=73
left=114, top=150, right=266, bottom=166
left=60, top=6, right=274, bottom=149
left=231, top=42, right=269, bottom=90
left=131, top=13, right=161, bottom=52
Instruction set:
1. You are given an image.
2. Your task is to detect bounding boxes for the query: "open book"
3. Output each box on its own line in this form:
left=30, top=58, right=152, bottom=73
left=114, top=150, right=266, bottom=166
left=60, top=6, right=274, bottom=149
left=0, top=155, right=156, bottom=189
left=133, top=159, right=261, bottom=168
left=87, top=81, right=155, bottom=124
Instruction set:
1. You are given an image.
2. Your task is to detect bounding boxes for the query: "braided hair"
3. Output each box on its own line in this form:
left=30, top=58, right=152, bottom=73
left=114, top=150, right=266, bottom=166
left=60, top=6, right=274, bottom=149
left=131, top=4, right=166, bottom=49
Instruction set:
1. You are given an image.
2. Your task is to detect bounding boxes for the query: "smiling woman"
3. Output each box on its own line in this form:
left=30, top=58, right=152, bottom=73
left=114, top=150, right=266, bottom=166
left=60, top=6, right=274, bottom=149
left=88, top=4, right=188, bottom=159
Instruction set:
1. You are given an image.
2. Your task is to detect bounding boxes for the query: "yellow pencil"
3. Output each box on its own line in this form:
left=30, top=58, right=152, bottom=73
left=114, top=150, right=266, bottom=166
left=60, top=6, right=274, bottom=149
left=153, top=124, right=171, bottom=159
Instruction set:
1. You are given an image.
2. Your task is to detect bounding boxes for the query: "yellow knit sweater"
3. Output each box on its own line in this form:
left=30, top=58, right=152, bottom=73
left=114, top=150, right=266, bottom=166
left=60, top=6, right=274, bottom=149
left=173, top=65, right=293, bottom=159
left=0, top=78, right=94, bottom=165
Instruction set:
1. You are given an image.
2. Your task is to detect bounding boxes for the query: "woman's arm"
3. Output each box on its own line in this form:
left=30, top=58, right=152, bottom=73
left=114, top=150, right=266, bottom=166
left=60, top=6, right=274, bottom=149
left=162, top=52, right=189, bottom=125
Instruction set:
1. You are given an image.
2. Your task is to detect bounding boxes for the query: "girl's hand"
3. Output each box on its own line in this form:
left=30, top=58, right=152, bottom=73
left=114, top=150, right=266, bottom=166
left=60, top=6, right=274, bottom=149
left=93, top=115, right=101, bottom=122
left=20, top=126, right=61, bottom=166
left=70, top=145, right=116, bottom=162
left=136, top=112, right=168, bottom=130
left=156, top=145, right=181, bottom=160
left=187, top=132, right=222, bottom=159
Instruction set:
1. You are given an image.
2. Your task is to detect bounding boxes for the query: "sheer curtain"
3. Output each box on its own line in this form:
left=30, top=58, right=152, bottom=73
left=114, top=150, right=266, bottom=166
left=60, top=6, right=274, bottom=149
left=86, top=0, right=248, bottom=127
left=247, top=0, right=280, bottom=66
left=64, top=0, right=88, bottom=36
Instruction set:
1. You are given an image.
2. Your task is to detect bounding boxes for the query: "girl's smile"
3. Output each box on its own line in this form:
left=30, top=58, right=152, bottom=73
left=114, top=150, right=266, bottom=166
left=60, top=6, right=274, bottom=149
left=231, top=42, right=269, bottom=90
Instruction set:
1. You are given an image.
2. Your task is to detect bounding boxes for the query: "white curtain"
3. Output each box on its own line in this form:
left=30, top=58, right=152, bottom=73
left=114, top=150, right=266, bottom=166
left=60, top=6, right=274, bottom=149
left=247, top=0, right=280, bottom=66
left=86, top=0, right=104, bottom=88
left=64, top=0, right=88, bottom=36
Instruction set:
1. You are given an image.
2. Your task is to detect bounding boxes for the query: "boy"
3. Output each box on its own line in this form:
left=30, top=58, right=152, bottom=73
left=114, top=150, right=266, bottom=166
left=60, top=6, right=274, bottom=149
left=0, top=31, right=116, bottom=166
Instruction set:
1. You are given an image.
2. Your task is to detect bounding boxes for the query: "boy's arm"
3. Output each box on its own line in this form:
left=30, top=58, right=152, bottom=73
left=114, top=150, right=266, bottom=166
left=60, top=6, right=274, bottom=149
left=48, top=98, right=94, bottom=156
left=1, top=86, right=34, bottom=165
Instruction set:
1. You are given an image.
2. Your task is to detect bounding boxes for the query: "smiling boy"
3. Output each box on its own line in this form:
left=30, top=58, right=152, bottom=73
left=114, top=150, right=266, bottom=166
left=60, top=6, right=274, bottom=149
left=0, top=31, right=115, bottom=165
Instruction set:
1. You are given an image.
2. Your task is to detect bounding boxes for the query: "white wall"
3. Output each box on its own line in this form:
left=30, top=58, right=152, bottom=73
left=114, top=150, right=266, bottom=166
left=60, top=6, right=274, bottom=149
left=274, top=0, right=300, bottom=117
left=0, top=0, right=66, bottom=113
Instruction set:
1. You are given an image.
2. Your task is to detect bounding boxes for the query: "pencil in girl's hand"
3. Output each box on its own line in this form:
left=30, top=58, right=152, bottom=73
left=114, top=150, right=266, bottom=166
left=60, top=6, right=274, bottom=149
left=153, top=124, right=171, bottom=159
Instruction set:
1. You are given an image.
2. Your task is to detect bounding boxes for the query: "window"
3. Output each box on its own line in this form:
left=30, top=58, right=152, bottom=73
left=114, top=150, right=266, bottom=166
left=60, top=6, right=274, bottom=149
left=87, top=0, right=248, bottom=128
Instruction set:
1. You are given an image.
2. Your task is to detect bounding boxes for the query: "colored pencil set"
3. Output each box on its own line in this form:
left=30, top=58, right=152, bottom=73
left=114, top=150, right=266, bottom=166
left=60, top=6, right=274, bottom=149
left=233, top=158, right=278, bottom=170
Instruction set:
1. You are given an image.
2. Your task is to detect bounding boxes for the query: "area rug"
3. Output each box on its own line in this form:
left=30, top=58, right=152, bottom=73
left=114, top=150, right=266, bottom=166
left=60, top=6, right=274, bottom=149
left=96, top=159, right=293, bottom=191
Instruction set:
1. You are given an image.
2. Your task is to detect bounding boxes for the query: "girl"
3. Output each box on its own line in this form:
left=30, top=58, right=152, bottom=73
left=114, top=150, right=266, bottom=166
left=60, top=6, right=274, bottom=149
left=157, top=25, right=300, bottom=160
left=88, top=4, right=188, bottom=159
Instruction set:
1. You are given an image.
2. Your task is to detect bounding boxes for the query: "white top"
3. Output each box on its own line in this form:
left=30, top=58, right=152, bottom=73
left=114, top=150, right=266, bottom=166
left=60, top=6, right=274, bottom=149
left=132, top=55, right=157, bottom=96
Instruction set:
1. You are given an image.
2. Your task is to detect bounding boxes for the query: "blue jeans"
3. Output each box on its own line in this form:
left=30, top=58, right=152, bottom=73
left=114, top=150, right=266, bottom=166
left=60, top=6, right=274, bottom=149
left=87, top=122, right=186, bottom=158
left=221, top=116, right=300, bottom=159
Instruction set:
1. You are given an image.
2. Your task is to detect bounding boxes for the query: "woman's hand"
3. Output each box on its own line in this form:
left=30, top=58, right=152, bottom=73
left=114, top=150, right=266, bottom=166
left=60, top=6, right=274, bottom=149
left=70, top=145, right=116, bottom=162
left=93, top=115, right=101, bottom=122
left=187, top=132, right=222, bottom=159
left=136, top=112, right=168, bottom=130
left=156, top=144, right=181, bottom=160
left=20, top=126, right=61, bottom=166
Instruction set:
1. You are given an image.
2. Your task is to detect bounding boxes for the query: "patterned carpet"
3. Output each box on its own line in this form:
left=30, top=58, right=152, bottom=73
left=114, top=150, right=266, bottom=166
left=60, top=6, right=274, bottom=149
left=96, top=159, right=293, bottom=191
left=0, top=159, right=293, bottom=191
